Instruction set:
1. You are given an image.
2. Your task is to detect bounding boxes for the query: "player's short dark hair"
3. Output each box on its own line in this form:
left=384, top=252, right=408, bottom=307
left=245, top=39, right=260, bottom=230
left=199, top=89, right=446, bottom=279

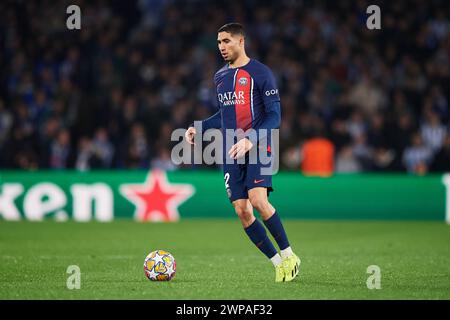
left=218, top=23, right=245, bottom=37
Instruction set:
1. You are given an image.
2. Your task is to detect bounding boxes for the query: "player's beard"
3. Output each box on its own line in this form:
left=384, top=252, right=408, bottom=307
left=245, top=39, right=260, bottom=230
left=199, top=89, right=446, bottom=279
left=223, top=54, right=231, bottom=62
left=225, top=51, right=238, bottom=64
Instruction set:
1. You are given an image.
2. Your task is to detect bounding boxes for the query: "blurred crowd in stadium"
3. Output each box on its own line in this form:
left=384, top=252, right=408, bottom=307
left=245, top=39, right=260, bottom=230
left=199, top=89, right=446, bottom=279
left=0, top=0, right=449, bottom=174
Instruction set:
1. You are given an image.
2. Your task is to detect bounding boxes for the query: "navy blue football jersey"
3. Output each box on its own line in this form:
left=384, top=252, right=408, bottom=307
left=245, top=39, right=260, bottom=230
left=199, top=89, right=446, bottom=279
left=213, top=59, right=280, bottom=132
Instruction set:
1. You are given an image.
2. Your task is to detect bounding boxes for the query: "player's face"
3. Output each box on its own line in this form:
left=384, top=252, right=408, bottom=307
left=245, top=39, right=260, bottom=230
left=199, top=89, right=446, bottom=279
left=217, top=32, right=243, bottom=62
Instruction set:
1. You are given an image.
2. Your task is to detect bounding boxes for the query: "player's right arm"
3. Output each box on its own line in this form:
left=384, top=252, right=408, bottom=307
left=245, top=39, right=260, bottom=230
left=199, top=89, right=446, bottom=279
left=185, top=110, right=222, bottom=145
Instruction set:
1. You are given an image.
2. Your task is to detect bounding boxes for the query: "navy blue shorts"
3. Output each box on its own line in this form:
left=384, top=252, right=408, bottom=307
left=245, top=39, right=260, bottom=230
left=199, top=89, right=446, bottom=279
left=223, top=155, right=274, bottom=202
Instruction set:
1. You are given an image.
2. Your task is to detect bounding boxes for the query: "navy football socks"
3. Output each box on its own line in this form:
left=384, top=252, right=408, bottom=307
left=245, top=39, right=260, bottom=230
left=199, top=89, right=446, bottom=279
left=244, top=219, right=278, bottom=259
left=263, top=211, right=290, bottom=250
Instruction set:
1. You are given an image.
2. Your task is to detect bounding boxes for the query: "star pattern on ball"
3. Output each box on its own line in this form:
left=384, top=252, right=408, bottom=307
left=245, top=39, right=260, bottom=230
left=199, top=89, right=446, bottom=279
left=120, top=170, right=195, bottom=222
left=147, top=267, right=159, bottom=280
left=144, top=251, right=176, bottom=281
left=166, top=263, right=175, bottom=276
left=152, top=252, right=165, bottom=265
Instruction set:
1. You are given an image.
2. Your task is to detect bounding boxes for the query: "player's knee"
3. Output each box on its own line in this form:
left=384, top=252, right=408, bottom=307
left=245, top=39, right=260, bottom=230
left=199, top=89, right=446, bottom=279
left=234, top=205, right=253, bottom=221
left=248, top=196, right=268, bottom=212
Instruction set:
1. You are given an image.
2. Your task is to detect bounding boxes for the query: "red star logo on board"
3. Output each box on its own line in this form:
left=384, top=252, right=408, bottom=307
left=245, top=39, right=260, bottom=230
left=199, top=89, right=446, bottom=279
left=120, top=170, right=195, bottom=222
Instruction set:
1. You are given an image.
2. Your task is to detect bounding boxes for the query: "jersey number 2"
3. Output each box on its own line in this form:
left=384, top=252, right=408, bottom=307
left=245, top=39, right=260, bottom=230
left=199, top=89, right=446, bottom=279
left=224, top=173, right=230, bottom=189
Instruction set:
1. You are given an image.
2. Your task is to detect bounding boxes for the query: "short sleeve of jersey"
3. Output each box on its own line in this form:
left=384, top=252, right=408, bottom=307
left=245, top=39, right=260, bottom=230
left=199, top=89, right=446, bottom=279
left=257, top=66, right=280, bottom=106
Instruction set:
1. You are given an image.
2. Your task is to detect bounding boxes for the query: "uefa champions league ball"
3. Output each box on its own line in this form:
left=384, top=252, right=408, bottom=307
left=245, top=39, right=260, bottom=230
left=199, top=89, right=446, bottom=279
left=144, top=250, right=176, bottom=281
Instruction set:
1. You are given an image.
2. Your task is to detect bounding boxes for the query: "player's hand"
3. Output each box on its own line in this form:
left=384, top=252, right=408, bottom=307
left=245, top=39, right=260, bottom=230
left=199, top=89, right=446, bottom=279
left=228, top=138, right=253, bottom=159
left=185, top=127, right=196, bottom=145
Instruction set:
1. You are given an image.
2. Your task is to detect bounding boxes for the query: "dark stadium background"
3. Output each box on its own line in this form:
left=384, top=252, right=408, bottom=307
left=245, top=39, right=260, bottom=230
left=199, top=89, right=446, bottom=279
left=0, top=0, right=449, bottom=301
left=0, top=0, right=448, bottom=173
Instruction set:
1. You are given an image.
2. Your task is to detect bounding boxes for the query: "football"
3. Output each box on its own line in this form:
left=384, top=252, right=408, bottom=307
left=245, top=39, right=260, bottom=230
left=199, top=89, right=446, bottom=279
left=144, top=250, right=176, bottom=281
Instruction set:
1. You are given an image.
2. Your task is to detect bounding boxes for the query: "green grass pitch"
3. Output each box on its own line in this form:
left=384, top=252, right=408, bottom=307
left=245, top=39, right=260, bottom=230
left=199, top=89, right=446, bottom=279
left=0, top=219, right=449, bottom=299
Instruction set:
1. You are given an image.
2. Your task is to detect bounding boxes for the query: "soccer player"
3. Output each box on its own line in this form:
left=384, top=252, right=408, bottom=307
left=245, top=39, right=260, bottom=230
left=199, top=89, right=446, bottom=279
left=185, top=23, right=300, bottom=282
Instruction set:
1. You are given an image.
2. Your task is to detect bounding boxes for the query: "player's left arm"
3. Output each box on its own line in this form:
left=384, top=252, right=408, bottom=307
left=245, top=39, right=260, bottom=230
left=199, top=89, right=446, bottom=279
left=228, top=68, right=281, bottom=159
left=248, top=100, right=281, bottom=144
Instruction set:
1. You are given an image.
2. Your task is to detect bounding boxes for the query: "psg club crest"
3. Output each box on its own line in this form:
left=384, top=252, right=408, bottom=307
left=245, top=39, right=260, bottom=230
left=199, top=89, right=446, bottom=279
left=238, top=77, right=248, bottom=86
